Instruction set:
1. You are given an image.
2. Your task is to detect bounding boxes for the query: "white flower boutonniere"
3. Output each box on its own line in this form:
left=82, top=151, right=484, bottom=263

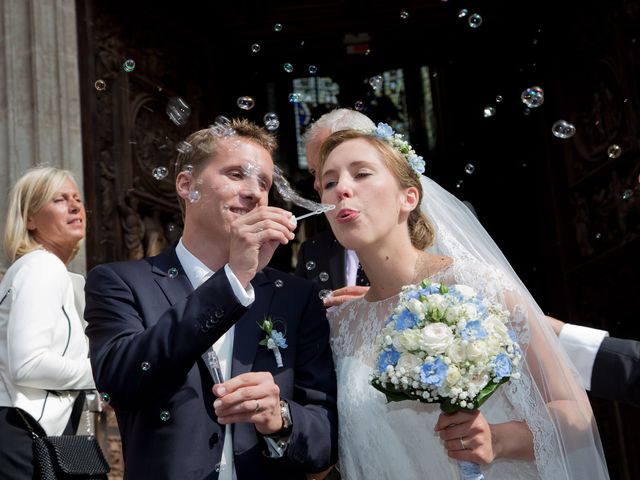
left=259, top=317, right=288, bottom=368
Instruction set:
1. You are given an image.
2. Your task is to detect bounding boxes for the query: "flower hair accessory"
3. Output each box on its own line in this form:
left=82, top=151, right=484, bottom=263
left=258, top=317, right=288, bottom=368
left=368, top=122, right=425, bottom=175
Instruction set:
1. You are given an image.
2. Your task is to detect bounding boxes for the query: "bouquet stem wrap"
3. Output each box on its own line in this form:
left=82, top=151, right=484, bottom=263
left=457, top=459, right=485, bottom=480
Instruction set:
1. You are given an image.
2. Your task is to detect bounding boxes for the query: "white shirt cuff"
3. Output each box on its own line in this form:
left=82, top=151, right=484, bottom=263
left=559, top=324, right=609, bottom=390
left=223, top=265, right=255, bottom=307
left=263, top=435, right=290, bottom=458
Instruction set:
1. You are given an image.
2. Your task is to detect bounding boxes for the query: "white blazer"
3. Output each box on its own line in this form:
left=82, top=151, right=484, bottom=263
left=0, top=249, right=95, bottom=435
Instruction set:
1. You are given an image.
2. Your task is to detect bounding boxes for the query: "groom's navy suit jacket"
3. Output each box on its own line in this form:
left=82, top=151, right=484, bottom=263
left=85, top=246, right=338, bottom=480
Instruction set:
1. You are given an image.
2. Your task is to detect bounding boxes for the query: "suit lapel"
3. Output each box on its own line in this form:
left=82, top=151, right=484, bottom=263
left=150, top=246, right=193, bottom=305
left=231, top=270, right=274, bottom=378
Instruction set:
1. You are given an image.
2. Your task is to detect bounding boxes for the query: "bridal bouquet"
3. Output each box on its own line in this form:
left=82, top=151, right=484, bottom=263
left=370, top=280, right=522, bottom=480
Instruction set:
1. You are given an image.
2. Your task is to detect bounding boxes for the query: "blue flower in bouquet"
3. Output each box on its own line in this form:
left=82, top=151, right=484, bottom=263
left=377, top=348, right=401, bottom=374
left=405, top=283, right=441, bottom=301
left=420, top=358, right=449, bottom=387
left=493, top=353, right=512, bottom=380
left=395, top=309, right=420, bottom=331
left=461, top=320, right=488, bottom=341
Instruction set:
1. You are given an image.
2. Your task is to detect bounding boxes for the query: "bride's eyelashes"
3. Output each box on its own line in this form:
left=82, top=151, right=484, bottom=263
left=323, top=170, right=373, bottom=190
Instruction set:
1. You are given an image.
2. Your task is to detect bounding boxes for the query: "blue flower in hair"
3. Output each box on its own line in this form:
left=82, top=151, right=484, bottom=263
left=375, top=122, right=394, bottom=139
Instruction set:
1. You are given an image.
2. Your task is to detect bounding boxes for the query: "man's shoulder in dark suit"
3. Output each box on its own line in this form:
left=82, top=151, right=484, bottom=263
left=591, top=336, right=640, bottom=407
left=295, top=229, right=346, bottom=291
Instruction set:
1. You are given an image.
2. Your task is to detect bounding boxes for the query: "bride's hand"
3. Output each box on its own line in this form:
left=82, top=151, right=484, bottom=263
left=436, top=411, right=535, bottom=463
left=435, top=410, right=496, bottom=465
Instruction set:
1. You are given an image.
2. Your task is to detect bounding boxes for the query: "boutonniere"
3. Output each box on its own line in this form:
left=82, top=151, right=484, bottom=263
left=258, top=317, right=288, bottom=368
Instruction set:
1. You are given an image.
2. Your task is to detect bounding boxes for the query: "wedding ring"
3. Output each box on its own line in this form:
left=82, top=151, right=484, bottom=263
left=254, top=400, right=261, bottom=413
left=459, top=437, right=466, bottom=450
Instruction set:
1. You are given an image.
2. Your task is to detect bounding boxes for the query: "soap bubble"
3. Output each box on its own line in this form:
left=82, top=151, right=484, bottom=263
left=607, top=144, right=622, bottom=159
left=468, top=13, right=483, bottom=28
left=400, top=11, right=409, bottom=20
left=308, top=65, right=317, bottom=74
left=274, top=23, right=282, bottom=32
left=288, top=93, right=302, bottom=103
left=152, top=166, right=169, bottom=180
left=283, top=63, right=294, bottom=73
left=464, top=164, right=475, bottom=175
left=251, top=43, right=261, bottom=53
left=483, top=106, right=496, bottom=118
left=94, top=79, right=106, bottom=91
left=122, top=59, right=136, bottom=73
left=166, top=97, right=191, bottom=126
left=369, top=75, right=383, bottom=90
left=306, top=261, right=316, bottom=271
left=520, top=86, right=544, bottom=108
left=236, top=96, right=255, bottom=110
left=263, top=112, right=280, bottom=131
left=551, top=120, right=576, bottom=139
left=354, top=100, right=365, bottom=111
left=176, top=141, right=193, bottom=154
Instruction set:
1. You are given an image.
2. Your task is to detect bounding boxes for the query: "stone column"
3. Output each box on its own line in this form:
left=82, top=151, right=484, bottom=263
left=0, top=0, right=85, bottom=273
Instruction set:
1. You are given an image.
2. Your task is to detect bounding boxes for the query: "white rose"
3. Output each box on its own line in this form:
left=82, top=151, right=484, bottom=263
left=461, top=304, right=478, bottom=320
left=397, top=353, right=423, bottom=376
left=466, top=340, right=488, bottom=361
left=420, top=323, right=454, bottom=355
left=447, top=340, right=467, bottom=363
left=454, top=285, right=476, bottom=300
left=394, top=329, right=422, bottom=352
left=484, top=314, right=508, bottom=337
left=445, top=305, right=463, bottom=324
left=484, top=337, right=502, bottom=357
left=406, top=298, right=425, bottom=316
left=466, top=371, right=489, bottom=392
left=446, top=365, right=461, bottom=386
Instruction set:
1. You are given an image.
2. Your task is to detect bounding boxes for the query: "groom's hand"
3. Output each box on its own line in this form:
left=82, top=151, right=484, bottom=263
left=212, top=371, right=284, bottom=434
left=228, top=206, right=296, bottom=288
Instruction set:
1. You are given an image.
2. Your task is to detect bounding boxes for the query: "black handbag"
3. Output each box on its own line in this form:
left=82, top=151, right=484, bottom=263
left=17, top=408, right=110, bottom=480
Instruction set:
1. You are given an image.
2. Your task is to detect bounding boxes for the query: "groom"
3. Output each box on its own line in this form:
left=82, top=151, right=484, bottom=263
left=85, top=119, right=338, bottom=480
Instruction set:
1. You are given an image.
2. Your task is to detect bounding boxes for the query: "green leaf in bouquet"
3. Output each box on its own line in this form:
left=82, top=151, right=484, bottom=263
left=258, top=339, right=268, bottom=346
left=372, top=380, right=411, bottom=403
left=440, top=399, right=460, bottom=414
left=473, top=376, right=510, bottom=409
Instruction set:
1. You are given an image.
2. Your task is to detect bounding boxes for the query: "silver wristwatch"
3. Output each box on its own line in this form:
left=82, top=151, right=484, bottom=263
left=266, top=400, right=293, bottom=438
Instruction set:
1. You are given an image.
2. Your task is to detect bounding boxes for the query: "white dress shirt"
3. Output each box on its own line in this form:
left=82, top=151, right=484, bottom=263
left=344, top=249, right=360, bottom=287
left=175, top=239, right=253, bottom=480
left=558, top=324, right=609, bottom=390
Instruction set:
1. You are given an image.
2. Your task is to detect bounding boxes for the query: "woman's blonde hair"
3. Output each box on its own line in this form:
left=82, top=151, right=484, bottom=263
left=317, top=129, right=435, bottom=250
left=4, top=166, right=82, bottom=262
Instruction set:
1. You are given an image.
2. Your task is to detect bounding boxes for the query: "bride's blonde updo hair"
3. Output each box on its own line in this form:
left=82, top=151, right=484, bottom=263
left=317, top=129, right=435, bottom=250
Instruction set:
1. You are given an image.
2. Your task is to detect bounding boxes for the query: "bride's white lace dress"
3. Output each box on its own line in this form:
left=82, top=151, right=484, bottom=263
left=328, top=260, right=568, bottom=480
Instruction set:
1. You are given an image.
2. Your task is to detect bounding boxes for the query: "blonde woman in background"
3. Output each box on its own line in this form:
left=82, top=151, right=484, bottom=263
left=0, top=166, right=95, bottom=479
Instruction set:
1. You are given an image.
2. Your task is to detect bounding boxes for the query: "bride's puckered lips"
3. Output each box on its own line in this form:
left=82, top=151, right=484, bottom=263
left=336, top=208, right=359, bottom=223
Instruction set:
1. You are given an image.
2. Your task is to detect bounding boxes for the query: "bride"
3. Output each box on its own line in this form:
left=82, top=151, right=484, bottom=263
left=315, top=126, right=609, bottom=479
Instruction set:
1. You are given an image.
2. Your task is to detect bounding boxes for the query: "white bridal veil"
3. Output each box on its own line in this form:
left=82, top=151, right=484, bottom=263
left=420, top=175, right=610, bottom=480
